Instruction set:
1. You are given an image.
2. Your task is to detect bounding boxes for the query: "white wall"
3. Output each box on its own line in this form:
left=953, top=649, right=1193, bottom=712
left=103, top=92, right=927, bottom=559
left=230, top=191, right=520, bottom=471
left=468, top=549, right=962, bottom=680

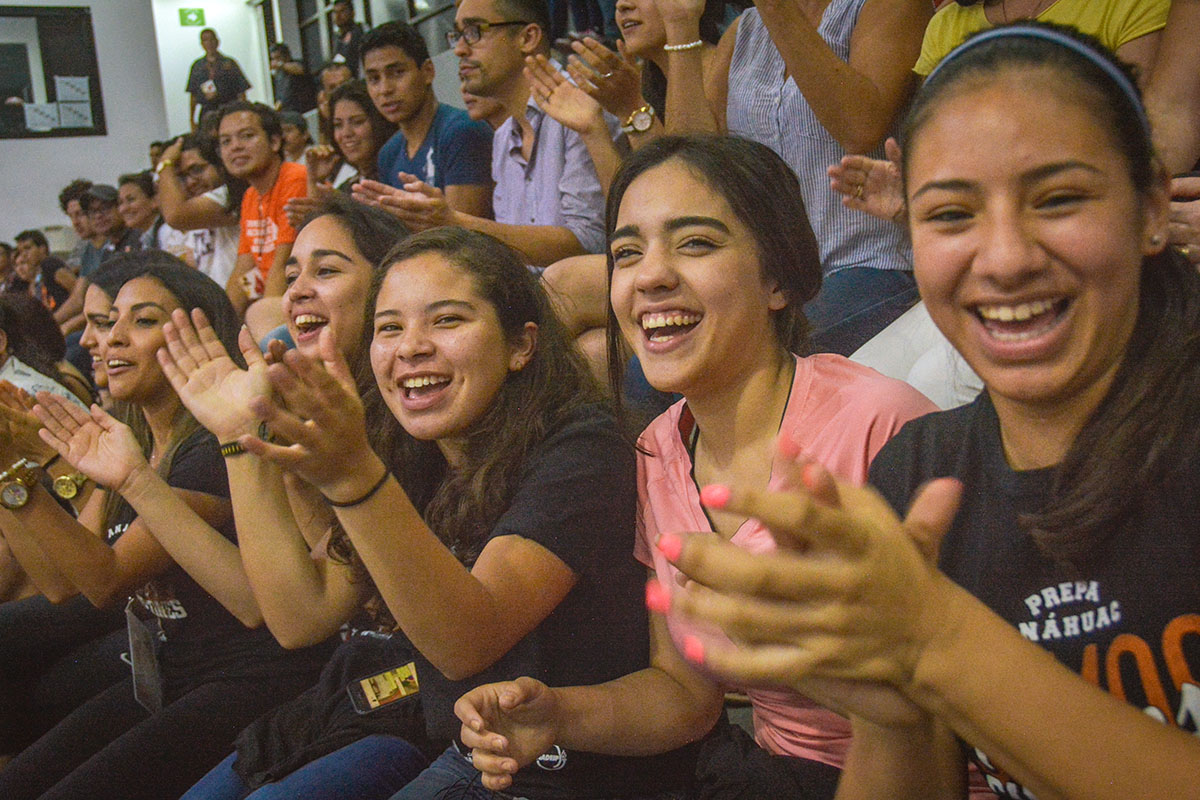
left=0, top=0, right=170, bottom=243
left=152, top=0, right=272, bottom=136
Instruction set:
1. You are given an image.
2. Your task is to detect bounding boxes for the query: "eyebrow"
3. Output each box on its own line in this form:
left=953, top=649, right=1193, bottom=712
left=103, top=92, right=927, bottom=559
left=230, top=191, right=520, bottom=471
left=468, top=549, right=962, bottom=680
left=287, top=248, right=355, bottom=267
left=374, top=299, right=477, bottom=320
left=910, top=161, right=1106, bottom=201
left=127, top=302, right=170, bottom=314
left=611, top=215, right=732, bottom=241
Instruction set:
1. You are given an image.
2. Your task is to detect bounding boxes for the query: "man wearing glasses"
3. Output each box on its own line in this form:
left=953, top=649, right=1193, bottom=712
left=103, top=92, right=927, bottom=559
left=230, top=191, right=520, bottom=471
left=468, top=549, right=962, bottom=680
left=363, top=0, right=617, bottom=269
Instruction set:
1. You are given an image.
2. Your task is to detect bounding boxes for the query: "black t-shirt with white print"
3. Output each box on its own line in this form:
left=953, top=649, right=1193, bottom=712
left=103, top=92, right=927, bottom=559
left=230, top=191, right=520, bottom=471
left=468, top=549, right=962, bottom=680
left=868, top=393, right=1200, bottom=799
left=106, top=429, right=331, bottom=695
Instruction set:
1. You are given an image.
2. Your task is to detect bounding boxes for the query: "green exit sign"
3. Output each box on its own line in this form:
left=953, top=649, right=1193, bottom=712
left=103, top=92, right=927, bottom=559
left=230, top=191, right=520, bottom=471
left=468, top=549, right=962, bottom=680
left=179, top=8, right=205, bottom=26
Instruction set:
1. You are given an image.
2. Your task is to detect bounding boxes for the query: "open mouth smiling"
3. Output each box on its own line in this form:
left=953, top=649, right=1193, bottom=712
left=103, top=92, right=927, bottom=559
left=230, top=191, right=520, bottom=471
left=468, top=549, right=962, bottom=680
left=973, top=297, right=1070, bottom=343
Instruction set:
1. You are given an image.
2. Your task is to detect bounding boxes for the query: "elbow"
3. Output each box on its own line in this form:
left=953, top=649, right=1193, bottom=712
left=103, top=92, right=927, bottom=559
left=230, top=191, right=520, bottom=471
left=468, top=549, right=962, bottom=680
left=44, top=586, right=80, bottom=605
left=268, top=618, right=335, bottom=650
left=839, top=127, right=889, bottom=156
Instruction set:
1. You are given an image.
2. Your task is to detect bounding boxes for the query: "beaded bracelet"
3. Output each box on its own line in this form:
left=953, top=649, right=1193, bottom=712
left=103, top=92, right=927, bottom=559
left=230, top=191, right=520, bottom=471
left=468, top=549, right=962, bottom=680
left=663, top=40, right=703, bottom=51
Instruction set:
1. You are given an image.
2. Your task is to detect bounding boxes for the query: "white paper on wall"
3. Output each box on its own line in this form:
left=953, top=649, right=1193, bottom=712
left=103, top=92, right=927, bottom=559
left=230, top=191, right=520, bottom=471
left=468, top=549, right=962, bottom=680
left=23, top=103, right=59, bottom=130
left=54, top=75, right=90, bottom=104
left=57, top=101, right=93, bottom=128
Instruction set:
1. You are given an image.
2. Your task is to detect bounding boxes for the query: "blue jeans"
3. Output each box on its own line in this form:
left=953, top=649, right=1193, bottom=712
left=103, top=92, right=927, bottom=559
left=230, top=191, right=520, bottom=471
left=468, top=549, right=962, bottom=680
left=805, top=268, right=919, bottom=357
left=182, top=735, right=427, bottom=800
left=389, top=745, right=494, bottom=800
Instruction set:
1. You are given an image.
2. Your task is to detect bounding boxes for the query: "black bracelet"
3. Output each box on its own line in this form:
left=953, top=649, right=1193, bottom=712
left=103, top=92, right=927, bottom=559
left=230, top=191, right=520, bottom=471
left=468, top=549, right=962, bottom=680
left=41, top=452, right=61, bottom=470
left=324, top=468, right=390, bottom=508
left=219, top=422, right=273, bottom=458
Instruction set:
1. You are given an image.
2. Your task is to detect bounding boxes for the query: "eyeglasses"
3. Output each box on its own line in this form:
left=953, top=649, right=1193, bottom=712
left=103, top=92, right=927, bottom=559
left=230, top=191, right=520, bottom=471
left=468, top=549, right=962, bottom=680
left=446, top=20, right=529, bottom=47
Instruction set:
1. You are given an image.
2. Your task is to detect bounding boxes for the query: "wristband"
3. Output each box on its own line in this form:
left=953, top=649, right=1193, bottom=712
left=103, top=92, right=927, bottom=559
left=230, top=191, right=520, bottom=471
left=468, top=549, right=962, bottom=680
left=219, top=422, right=273, bottom=458
left=663, top=40, right=703, bottom=51
left=324, top=467, right=390, bottom=509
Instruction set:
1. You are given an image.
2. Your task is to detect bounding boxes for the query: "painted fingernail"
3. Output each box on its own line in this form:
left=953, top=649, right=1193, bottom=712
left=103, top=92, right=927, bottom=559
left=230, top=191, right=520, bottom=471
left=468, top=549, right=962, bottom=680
left=682, top=635, right=705, bottom=665
left=699, top=484, right=731, bottom=509
left=777, top=436, right=801, bottom=459
left=645, top=580, right=671, bottom=614
left=656, top=532, right=683, bottom=562
left=801, top=462, right=822, bottom=490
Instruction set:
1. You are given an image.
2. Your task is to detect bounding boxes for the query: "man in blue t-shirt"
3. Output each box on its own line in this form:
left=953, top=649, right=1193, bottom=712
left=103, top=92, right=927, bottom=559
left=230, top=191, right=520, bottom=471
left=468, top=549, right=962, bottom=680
left=358, top=22, right=493, bottom=220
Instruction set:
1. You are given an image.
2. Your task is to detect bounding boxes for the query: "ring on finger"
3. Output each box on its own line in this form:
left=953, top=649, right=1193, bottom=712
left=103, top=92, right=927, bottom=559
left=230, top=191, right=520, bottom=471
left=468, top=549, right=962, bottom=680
left=854, top=183, right=864, bottom=200
left=599, top=71, right=613, bottom=79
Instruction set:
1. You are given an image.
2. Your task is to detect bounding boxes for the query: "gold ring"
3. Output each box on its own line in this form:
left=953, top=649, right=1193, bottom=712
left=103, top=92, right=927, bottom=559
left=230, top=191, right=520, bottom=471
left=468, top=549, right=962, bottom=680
left=854, top=183, right=864, bottom=200
left=599, top=71, right=614, bottom=79
left=1183, top=244, right=1195, bottom=259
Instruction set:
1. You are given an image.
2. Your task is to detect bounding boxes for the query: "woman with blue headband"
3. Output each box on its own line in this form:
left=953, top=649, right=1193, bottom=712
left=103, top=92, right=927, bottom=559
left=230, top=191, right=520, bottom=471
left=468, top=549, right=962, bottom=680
left=638, top=24, right=1200, bottom=799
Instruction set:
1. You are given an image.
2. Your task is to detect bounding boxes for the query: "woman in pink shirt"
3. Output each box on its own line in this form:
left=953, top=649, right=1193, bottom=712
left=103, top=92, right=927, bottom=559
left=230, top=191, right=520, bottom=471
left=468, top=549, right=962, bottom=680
left=455, top=134, right=936, bottom=798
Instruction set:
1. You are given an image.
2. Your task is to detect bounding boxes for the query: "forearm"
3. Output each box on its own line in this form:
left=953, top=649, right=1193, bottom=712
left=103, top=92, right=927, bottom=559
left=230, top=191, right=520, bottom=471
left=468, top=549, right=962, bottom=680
left=0, top=512, right=78, bottom=602
left=835, top=715, right=964, bottom=800
left=226, top=256, right=254, bottom=317
left=1146, top=0, right=1200, bottom=173
left=577, top=123, right=624, bottom=196
left=754, top=0, right=923, bottom=153
left=909, top=577, right=1200, bottom=800
left=118, top=464, right=262, bottom=627
left=226, top=455, right=356, bottom=645
left=444, top=184, right=494, bottom=220
left=664, top=47, right=719, bottom=134
left=449, top=211, right=586, bottom=267
left=264, top=244, right=291, bottom=298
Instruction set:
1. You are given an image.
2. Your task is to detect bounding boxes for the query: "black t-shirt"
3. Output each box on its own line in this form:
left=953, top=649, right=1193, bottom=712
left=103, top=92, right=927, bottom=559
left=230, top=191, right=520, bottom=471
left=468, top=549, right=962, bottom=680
left=332, top=24, right=366, bottom=76
left=36, top=256, right=71, bottom=310
left=186, top=54, right=251, bottom=116
left=106, top=429, right=331, bottom=694
left=869, top=393, right=1200, bottom=798
left=100, top=228, right=142, bottom=263
left=272, top=67, right=316, bottom=113
left=415, top=404, right=694, bottom=798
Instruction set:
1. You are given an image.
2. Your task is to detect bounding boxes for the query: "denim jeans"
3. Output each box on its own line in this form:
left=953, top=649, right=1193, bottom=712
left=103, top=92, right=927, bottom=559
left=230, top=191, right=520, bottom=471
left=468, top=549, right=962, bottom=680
left=805, top=268, right=920, bottom=357
left=181, top=734, right=427, bottom=800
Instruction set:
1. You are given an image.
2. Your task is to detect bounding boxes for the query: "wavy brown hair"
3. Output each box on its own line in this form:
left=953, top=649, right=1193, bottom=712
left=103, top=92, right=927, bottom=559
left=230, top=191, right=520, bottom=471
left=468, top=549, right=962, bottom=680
left=362, top=227, right=605, bottom=565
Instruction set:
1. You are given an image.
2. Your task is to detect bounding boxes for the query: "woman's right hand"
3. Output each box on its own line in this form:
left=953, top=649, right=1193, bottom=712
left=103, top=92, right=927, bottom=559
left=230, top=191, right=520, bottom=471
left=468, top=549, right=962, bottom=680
left=827, top=137, right=906, bottom=222
left=157, top=308, right=271, bottom=441
left=34, top=394, right=148, bottom=493
left=0, top=381, right=57, bottom=465
left=305, top=144, right=341, bottom=185
left=456, top=677, right=562, bottom=791
left=525, top=55, right=606, bottom=137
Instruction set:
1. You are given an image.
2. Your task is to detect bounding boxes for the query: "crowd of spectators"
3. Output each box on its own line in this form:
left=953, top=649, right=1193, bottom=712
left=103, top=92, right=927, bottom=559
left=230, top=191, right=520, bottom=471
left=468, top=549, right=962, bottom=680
left=0, top=0, right=1198, bottom=798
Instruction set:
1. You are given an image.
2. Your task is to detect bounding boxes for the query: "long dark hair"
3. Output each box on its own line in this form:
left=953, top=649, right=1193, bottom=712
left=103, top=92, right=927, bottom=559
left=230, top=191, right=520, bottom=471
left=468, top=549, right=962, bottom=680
left=603, top=134, right=822, bottom=403
left=0, top=293, right=81, bottom=394
left=97, top=251, right=244, bottom=535
left=901, top=23, right=1200, bottom=569
left=365, top=228, right=604, bottom=565
left=327, top=80, right=397, bottom=180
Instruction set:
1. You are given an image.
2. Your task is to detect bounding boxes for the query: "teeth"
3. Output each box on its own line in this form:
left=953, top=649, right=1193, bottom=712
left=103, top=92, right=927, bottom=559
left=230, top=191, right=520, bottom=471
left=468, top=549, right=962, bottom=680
left=977, top=298, right=1057, bottom=323
left=402, top=375, right=450, bottom=389
left=294, top=314, right=328, bottom=328
left=641, top=311, right=702, bottom=331
left=107, top=359, right=132, bottom=368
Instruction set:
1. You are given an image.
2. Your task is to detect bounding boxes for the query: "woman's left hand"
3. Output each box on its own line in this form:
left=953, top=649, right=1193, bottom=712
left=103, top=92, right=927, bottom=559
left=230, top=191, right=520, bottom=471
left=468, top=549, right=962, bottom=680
left=566, top=38, right=644, bottom=120
left=525, top=55, right=606, bottom=136
left=33, top=393, right=148, bottom=492
left=1168, top=177, right=1200, bottom=268
left=657, top=448, right=962, bottom=715
left=241, top=326, right=383, bottom=500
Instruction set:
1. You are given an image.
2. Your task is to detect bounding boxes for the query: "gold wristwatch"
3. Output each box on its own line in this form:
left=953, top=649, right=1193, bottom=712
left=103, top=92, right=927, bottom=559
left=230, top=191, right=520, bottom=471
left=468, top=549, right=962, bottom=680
left=621, top=104, right=655, bottom=134
left=0, top=458, right=42, bottom=510
left=53, top=471, right=88, bottom=501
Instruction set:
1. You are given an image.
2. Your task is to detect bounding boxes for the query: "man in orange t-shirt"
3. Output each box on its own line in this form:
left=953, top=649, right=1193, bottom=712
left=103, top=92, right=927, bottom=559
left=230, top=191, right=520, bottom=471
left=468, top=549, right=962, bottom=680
left=214, top=101, right=307, bottom=338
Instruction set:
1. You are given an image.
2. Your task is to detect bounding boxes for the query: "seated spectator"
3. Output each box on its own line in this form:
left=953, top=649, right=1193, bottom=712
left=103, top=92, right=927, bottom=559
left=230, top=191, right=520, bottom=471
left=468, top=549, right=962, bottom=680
left=11, top=230, right=75, bottom=317
left=0, top=293, right=91, bottom=404
left=148, top=140, right=166, bottom=170
left=280, top=110, right=312, bottom=163
left=59, top=178, right=105, bottom=278
left=457, top=135, right=936, bottom=799
left=215, top=101, right=307, bottom=338
left=270, top=43, right=317, bottom=113
left=0, top=253, right=331, bottom=800
left=354, top=0, right=617, bottom=268
left=117, top=171, right=164, bottom=250
left=156, top=133, right=243, bottom=290
left=356, top=22, right=492, bottom=218
left=316, top=61, right=355, bottom=144
left=84, top=184, right=141, bottom=259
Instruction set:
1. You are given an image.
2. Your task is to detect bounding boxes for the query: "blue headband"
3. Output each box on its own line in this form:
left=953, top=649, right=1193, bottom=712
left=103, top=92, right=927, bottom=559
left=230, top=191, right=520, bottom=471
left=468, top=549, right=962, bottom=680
left=925, top=24, right=1151, bottom=137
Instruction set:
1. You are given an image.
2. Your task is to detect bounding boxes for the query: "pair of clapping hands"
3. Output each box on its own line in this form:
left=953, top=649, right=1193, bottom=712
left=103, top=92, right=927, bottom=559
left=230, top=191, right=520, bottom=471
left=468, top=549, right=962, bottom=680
left=454, top=436, right=966, bottom=790
left=32, top=311, right=377, bottom=504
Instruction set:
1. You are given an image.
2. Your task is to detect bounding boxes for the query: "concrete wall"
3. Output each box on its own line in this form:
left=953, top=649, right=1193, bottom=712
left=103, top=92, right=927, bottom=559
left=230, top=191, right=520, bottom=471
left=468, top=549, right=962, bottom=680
left=0, top=0, right=170, bottom=243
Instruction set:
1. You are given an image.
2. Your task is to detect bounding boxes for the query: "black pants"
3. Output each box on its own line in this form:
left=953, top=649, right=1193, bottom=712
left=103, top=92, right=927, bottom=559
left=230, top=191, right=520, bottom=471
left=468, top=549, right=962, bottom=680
left=0, top=594, right=127, bottom=754
left=0, top=670, right=316, bottom=800
left=693, top=715, right=842, bottom=800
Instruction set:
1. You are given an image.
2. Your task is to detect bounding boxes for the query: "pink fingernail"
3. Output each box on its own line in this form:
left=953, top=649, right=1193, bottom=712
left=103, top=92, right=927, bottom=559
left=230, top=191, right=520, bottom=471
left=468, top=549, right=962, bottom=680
left=656, top=532, right=683, bottom=562
left=682, top=635, right=705, bottom=665
left=645, top=580, right=671, bottom=614
left=699, top=484, right=731, bottom=509
left=777, top=436, right=801, bottom=459
left=801, top=462, right=822, bottom=490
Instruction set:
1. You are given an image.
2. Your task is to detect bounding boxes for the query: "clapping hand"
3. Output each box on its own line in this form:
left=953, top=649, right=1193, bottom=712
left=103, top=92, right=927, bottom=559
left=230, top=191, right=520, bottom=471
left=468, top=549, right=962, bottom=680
left=34, top=394, right=146, bottom=493
left=525, top=55, right=605, bottom=136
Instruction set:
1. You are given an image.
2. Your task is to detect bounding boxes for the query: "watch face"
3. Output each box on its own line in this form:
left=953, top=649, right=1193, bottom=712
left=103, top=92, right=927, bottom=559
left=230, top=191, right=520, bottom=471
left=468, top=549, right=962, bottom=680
left=632, top=110, right=653, bottom=132
left=54, top=475, right=80, bottom=500
left=1, top=481, right=30, bottom=509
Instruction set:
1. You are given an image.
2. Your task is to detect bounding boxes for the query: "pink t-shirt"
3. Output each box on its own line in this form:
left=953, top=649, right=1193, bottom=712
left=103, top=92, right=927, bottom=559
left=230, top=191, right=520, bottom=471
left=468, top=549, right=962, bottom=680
left=634, top=354, right=937, bottom=768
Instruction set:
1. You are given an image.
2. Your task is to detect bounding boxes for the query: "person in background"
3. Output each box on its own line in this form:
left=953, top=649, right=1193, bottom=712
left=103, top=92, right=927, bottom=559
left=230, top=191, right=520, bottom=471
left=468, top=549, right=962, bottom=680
left=316, top=61, right=356, bottom=144
left=149, top=141, right=166, bottom=171
left=85, top=184, right=141, bottom=260
left=0, top=293, right=90, bottom=405
left=356, top=0, right=616, bottom=268
left=116, top=171, right=163, bottom=250
left=280, top=110, right=313, bottom=163
left=187, top=28, right=251, bottom=131
left=215, top=101, right=307, bottom=338
left=353, top=21, right=493, bottom=219
left=270, top=43, right=317, bottom=114
left=11, top=230, right=76, bottom=317
left=0, top=244, right=11, bottom=288
left=60, top=179, right=104, bottom=278
left=331, top=0, right=368, bottom=76
left=157, top=133, right=244, bottom=290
